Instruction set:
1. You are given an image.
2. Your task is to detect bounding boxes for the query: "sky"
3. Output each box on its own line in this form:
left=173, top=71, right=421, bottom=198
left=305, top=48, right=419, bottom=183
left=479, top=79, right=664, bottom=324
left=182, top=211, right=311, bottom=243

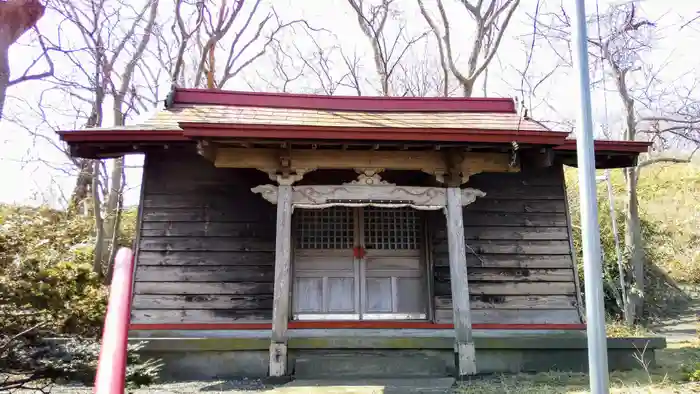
left=0, top=0, right=698, bottom=208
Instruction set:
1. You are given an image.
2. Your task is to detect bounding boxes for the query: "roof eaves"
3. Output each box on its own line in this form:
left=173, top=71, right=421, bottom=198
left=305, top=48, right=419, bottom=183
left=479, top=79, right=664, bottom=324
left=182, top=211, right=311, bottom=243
left=179, top=121, right=569, bottom=145
left=555, top=139, right=652, bottom=153
left=59, top=129, right=188, bottom=143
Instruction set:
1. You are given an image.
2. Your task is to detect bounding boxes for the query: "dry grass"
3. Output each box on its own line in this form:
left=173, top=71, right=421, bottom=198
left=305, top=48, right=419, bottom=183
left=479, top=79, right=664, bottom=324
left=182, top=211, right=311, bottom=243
left=606, top=321, right=655, bottom=338
left=564, top=162, right=700, bottom=284
left=456, top=341, right=700, bottom=393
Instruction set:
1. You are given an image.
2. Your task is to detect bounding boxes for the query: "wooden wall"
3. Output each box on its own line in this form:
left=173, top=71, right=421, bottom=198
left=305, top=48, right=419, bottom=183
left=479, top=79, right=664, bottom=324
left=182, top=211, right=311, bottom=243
left=131, top=146, right=277, bottom=324
left=430, top=165, right=583, bottom=325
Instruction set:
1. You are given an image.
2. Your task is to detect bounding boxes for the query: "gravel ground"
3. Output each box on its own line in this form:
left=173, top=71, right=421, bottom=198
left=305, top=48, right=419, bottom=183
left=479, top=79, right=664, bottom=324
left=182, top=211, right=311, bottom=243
left=9, top=378, right=455, bottom=393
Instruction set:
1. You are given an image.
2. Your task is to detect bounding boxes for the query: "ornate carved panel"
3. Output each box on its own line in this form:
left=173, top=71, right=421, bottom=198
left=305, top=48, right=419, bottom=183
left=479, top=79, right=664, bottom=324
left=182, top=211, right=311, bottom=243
left=251, top=172, right=486, bottom=209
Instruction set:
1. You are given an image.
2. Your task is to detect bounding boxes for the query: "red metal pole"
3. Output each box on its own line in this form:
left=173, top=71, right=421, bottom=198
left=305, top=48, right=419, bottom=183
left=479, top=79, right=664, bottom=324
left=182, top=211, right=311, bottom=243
left=94, top=247, right=135, bottom=394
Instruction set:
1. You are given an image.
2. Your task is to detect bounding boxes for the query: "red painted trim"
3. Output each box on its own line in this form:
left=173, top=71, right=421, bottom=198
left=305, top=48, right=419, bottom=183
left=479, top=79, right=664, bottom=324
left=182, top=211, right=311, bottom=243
left=173, top=88, right=517, bottom=113
left=59, top=130, right=188, bottom=143
left=555, top=139, right=652, bottom=153
left=180, top=123, right=569, bottom=145
left=129, top=323, right=272, bottom=330
left=94, top=248, right=135, bottom=394
left=129, top=322, right=586, bottom=331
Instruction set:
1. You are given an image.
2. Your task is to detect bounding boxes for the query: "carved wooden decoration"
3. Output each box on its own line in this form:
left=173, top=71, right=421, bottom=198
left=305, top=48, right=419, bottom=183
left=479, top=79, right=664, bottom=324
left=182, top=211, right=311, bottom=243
left=251, top=172, right=486, bottom=209
left=216, top=148, right=518, bottom=185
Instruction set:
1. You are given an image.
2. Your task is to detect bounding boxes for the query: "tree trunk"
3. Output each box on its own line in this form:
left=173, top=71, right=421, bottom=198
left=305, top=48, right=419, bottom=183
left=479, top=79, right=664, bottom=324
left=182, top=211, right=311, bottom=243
left=68, top=159, right=94, bottom=214
left=624, top=166, right=645, bottom=322
left=99, top=157, right=124, bottom=281
left=91, top=162, right=105, bottom=279
left=0, top=42, right=9, bottom=120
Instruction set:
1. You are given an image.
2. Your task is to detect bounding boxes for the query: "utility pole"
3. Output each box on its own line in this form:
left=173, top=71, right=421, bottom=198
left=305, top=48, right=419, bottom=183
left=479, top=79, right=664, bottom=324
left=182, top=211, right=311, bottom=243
left=572, top=0, right=610, bottom=392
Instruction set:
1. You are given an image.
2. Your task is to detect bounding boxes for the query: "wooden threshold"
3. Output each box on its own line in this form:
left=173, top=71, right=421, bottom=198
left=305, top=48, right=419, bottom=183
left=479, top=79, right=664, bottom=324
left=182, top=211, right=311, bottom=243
left=129, top=322, right=586, bottom=331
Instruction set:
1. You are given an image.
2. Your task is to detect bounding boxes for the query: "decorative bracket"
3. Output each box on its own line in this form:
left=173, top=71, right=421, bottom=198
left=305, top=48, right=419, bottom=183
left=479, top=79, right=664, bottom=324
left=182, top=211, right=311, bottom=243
left=251, top=170, right=486, bottom=210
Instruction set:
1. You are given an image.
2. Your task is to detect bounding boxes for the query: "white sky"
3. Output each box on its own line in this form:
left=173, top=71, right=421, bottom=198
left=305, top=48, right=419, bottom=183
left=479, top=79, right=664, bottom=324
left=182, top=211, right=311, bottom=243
left=0, top=0, right=698, bottom=208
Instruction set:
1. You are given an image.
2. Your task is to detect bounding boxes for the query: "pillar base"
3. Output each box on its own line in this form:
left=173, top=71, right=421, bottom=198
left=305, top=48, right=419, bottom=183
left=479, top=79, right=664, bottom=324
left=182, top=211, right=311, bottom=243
left=269, top=342, right=288, bottom=377
left=455, top=341, right=477, bottom=376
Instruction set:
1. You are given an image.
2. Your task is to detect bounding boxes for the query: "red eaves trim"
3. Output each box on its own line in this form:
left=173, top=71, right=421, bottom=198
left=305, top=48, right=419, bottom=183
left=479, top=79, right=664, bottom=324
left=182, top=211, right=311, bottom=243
left=59, top=130, right=188, bottom=143
left=180, top=123, right=568, bottom=145
left=129, top=322, right=586, bottom=331
left=173, top=88, right=517, bottom=113
left=555, top=139, right=652, bottom=153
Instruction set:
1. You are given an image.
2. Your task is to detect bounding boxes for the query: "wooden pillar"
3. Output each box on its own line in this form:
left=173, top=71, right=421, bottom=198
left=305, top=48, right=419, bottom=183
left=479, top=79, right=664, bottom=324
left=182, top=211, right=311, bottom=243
left=445, top=186, right=477, bottom=377
left=269, top=181, right=293, bottom=377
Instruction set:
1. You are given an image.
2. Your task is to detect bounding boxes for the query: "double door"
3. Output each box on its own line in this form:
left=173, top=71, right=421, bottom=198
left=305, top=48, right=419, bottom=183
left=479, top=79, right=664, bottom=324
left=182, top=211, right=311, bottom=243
left=292, top=206, right=427, bottom=320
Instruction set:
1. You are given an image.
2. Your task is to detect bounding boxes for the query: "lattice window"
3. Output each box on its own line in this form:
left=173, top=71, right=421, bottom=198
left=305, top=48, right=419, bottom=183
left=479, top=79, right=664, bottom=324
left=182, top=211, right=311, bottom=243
left=295, top=207, right=354, bottom=249
left=363, top=207, right=420, bottom=250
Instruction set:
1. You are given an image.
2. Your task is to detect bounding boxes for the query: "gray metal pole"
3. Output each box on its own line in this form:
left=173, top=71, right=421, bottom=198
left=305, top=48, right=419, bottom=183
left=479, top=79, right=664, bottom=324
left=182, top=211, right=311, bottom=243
left=571, top=0, right=610, bottom=392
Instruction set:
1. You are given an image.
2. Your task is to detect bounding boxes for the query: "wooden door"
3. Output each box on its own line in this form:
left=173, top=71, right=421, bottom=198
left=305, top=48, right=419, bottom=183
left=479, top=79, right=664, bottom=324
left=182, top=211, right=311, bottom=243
left=292, top=207, right=359, bottom=320
left=292, top=206, right=427, bottom=321
left=361, top=207, right=427, bottom=320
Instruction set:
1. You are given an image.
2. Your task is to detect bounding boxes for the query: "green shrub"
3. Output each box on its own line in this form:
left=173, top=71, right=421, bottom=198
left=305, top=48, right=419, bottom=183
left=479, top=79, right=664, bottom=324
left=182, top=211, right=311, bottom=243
left=682, top=362, right=700, bottom=382
left=0, top=204, right=136, bottom=337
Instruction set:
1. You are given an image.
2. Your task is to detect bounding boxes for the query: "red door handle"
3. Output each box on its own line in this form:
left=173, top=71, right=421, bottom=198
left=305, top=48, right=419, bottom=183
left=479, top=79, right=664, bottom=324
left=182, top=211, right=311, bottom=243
left=353, top=247, right=366, bottom=259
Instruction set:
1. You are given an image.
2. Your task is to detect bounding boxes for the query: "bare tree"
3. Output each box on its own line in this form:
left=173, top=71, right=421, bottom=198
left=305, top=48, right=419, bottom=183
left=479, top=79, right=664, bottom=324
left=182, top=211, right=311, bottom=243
left=537, top=2, right=700, bottom=324
left=164, top=0, right=313, bottom=89
left=417, top=0, right=520, bottom=97
left=0, top=0, right=50, bottom=120
left=346, top=0, right=428, bottom=96
left=44, top=0, right=160, bottom=279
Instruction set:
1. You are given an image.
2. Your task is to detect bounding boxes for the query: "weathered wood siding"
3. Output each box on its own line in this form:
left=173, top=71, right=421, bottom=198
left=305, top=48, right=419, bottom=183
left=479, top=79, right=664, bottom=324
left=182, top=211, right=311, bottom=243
left=431, top=165, right=583, bottom=324
left=132, top=147, right=277, bottom=324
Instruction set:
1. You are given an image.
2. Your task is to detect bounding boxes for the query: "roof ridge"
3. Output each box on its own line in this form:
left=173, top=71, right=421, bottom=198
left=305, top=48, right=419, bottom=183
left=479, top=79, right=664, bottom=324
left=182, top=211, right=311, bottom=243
left=170, top=87, right=518, bottom=114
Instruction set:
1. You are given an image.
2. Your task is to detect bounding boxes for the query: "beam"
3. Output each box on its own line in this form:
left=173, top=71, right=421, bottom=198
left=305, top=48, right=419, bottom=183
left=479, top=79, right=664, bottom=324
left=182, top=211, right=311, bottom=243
left=215, top=148, right=518, bottom=182
left=269, top=179, right=293, bottom=377
left=445, top=187, right=477, bottom=377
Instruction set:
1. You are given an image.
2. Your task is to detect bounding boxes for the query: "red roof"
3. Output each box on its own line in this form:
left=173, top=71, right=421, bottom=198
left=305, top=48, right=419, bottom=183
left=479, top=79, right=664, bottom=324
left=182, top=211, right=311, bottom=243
left=59, top=87, right=652, bottom=159
left=172, top=88, right=517, bottom=113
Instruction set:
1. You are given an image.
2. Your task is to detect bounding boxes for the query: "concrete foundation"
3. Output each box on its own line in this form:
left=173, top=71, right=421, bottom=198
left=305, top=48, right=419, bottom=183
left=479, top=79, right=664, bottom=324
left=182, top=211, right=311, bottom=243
left=129, top=329, right=666, bottom=381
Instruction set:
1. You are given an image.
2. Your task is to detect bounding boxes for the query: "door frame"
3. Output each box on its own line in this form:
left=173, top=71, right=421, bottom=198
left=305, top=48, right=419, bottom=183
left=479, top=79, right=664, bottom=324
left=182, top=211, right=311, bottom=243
left=291, top=206, right=429, bottom=321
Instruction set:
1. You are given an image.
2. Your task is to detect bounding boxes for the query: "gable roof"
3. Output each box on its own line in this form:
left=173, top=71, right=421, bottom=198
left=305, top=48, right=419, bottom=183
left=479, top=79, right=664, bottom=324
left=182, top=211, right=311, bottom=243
left=58, top=87, right=651, bottom=166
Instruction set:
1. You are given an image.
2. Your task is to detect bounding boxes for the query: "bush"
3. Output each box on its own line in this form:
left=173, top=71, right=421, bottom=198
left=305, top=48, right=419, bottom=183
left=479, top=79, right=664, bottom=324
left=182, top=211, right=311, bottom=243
left=0, top=204, right=153, bottom=389
left=0, top=205, right=136, bottom=337
left=565, top=168, right=690, bottom=320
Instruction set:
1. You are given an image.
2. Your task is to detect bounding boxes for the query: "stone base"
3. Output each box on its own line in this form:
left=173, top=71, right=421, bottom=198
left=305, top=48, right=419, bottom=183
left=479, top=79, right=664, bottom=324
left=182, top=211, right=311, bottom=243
left=130, top=330, right=667, bottom=381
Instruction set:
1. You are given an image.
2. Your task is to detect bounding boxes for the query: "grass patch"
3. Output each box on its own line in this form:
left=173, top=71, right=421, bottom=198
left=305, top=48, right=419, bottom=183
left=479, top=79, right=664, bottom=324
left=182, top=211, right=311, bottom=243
left=606, top=321, right=654, bottom=338
left=456, top=341, right=700, bottom=393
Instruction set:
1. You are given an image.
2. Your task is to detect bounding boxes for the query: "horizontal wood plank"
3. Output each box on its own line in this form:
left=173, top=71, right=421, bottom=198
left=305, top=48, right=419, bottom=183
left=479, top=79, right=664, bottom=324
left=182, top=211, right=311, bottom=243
left=434, top=268, right=574, bottom=282
left=434, top=226, right=570, bottom=241
left=142, top=192, right=265, bottom=209
left=138, top=251, right=275, bottom=266
left=142, top=208, right=275, bottom=223
left=132, top=294, right=273, bottom=310
left=434, top=295, right=578, bottom=310
left=458, top=212, right=568, bottom=227
left=470, top=186, right=565, bottom=200
left=433, top=240, right=571, bottom=255
left=466, top=199, right=566, bottom=213
left=134, top=282, right=273, bottom=295
left=135, top=266, right=274, bottom=282
left=131, top=309, right=271, bottom=324
left=434, top=255, right=574, bottom=268
left=139, top=237, right=275, bottom=252
left=140, top=222, right=275, bottom=238
left=468, top=170, right=563, bottom=187
left=433, top=281, right=576, bottom=296
left=434, top=308, right=581, bottom=324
